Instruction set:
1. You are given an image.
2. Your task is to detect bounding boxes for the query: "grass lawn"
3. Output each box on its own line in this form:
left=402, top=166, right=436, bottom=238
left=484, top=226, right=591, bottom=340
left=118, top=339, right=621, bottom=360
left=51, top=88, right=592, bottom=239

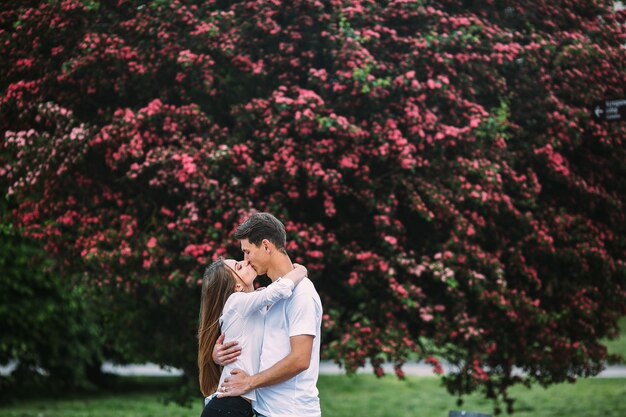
left=0, top=375, right=624, bottom=417
left=319, top=374, right=626, bottom=417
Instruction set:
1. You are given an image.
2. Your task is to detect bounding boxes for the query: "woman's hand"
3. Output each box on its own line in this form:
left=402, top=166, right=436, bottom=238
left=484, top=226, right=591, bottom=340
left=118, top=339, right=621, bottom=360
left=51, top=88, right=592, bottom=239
left=292, top=263, right=307, bottom=275
left=281, top=263, right=308, bottom=287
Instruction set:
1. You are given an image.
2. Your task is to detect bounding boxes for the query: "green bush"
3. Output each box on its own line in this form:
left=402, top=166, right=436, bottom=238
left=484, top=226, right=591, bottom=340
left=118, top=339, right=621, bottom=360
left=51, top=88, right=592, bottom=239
left=0, top=216, right=103, bottom=397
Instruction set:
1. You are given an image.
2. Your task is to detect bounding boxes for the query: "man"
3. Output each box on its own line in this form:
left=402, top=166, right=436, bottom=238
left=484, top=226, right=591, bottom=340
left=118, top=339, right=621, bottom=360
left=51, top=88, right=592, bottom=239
left=214, top=212, right=323, bottom=417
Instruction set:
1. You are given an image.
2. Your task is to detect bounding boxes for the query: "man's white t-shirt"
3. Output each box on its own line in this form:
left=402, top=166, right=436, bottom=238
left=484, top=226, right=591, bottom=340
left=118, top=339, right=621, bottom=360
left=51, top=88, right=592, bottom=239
left=254, top=278, right=323, bottom=417
left=217, top=278, right=295, bottom=403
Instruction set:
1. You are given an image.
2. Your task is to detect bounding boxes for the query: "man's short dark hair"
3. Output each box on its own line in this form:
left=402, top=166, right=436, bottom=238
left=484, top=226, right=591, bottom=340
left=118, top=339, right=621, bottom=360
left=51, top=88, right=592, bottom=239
left=234, top=212, right=287, bottom=250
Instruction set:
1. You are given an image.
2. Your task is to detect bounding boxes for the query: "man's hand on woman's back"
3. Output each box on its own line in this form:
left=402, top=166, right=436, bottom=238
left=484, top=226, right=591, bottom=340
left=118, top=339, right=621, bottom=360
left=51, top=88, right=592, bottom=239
left=212, top=333, right=242, bottom=366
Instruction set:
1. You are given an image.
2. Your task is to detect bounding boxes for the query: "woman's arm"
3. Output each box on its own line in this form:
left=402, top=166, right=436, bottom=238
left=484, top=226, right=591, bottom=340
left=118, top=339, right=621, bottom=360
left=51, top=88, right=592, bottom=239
left=228, top=264, right=308, bottom=317
left=280, top=263, right=307, bottom=287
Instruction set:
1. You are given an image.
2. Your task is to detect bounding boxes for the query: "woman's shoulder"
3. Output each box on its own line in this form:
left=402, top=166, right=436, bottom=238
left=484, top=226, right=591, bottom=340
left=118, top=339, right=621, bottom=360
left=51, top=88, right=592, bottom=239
left=223, top=291, right=245, bottom=310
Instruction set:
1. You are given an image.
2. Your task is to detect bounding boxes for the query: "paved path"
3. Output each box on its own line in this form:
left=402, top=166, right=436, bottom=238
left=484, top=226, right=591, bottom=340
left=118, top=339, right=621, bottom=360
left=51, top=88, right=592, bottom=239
left=100, top=361, right=626, bottom=378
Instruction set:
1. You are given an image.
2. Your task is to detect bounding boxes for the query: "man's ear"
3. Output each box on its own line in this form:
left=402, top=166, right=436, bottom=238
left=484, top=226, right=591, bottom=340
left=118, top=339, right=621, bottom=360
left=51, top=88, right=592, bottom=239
left=262, top=238, right=272, bottom=253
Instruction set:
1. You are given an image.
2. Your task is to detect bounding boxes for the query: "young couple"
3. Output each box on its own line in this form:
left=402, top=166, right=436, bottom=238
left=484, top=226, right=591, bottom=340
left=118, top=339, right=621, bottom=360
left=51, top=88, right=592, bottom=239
left=198, top=212, right=323, bottom=417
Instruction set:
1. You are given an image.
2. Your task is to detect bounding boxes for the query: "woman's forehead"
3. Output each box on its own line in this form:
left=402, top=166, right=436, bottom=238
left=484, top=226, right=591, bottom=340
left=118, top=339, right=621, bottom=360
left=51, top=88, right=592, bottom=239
left=223, top=258, right=236, bottom=268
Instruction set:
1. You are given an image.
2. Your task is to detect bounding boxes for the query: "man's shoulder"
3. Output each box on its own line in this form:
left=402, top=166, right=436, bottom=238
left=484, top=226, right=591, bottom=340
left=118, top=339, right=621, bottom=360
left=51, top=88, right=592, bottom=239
left=292, top=277, right=318, bottom=295
left=289, top=278, right=322, bottom=309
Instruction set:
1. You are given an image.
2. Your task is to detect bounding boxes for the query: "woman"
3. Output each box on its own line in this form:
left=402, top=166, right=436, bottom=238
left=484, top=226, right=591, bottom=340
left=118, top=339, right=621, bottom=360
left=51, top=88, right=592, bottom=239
left=198, top=258, right=307, bottom=417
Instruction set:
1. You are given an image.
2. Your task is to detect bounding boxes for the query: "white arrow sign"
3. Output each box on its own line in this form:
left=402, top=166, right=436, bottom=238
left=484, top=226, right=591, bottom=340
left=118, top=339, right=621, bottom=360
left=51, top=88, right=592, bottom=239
left=595, top=106, right=604, bottom=118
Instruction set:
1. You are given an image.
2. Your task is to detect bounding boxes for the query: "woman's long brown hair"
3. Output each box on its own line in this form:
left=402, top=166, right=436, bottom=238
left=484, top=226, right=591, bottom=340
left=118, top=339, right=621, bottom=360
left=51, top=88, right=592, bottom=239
left=198, top=259, right=236, bottom=396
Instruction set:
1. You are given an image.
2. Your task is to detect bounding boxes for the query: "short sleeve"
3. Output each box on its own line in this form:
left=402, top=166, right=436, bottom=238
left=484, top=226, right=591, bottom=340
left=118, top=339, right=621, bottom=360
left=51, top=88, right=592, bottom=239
left=286, top=292, right=321, bottom=338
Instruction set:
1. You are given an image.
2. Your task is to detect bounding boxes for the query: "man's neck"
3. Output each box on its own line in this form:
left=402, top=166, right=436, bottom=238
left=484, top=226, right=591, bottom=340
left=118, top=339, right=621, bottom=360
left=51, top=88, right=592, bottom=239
left=266, top=251, right=294, bottom=282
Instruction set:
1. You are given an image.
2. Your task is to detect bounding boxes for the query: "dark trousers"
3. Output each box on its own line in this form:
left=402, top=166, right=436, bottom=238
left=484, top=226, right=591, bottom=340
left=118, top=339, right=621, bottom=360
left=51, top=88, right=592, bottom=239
left=201, top=396, right=254, bottom=417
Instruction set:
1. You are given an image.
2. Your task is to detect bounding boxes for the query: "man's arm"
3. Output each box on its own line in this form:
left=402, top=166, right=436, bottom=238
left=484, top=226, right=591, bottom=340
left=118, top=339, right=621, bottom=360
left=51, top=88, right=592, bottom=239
left=217, top=334, right=313, bottom=397
left=212, top=333, right=242, bottom=366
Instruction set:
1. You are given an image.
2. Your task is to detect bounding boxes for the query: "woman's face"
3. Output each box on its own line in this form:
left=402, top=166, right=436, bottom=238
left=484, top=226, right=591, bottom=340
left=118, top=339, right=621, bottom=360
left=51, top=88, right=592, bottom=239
left=223, top=258, right=257, bottom=292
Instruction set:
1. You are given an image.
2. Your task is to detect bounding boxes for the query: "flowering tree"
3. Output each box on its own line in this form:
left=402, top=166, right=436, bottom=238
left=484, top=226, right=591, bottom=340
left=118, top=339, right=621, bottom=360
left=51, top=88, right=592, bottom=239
left=2, top=0, right=625, bottom=412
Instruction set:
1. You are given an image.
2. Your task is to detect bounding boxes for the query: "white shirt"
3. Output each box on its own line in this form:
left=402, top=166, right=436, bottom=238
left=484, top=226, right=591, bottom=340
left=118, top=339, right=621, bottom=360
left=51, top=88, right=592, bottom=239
left=254, top=278, right=323, bottom=417
left=217, top=278, right=295, bottom=403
